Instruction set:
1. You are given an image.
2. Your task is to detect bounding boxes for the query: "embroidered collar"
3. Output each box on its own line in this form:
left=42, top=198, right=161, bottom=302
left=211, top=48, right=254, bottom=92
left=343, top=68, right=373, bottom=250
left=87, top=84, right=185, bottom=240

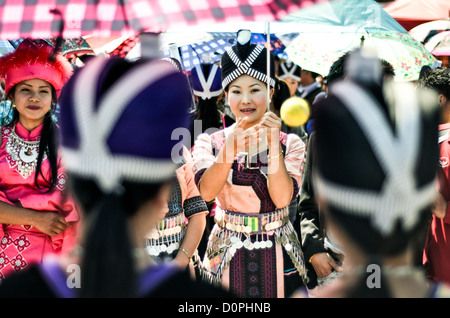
left=14, top=121, right=42, bottom=141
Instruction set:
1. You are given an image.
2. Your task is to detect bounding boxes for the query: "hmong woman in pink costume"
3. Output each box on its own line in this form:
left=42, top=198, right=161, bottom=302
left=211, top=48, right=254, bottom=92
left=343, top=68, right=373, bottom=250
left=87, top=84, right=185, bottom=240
left=0, top=39, right=79, bottom=281
left=192, top=30, right=309, bottom=298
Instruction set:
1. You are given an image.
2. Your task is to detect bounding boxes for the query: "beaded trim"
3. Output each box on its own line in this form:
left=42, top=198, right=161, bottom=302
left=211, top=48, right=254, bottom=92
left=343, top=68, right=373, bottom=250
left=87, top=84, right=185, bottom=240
left=201, top=207, right=308, bottom=287
left=222, top=45, right=276, bottom=89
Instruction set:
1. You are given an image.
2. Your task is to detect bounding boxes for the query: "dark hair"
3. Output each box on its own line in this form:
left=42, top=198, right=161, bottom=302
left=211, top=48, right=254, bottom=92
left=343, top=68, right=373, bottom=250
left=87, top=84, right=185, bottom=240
left=272, top=78, right=291, bottom=112
left=69, top=175, right=170, bottom=298
left=7, top=86, right=59, bottom=192
left=327, top=52, right=396, bottom=87
left=417, top=67, right=450, bottom=100
left=195, top=97, right=222, bottom=130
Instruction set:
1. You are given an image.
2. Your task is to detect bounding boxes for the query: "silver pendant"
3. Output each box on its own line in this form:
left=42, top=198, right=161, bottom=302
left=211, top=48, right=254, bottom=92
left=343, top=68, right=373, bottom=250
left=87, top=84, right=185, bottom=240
left=19, top=147, right=38, bottom=163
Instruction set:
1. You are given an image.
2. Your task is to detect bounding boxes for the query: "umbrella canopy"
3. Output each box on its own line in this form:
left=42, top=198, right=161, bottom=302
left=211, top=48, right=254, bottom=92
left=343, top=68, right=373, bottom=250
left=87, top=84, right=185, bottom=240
left=8, top=37, right=94, bottom=58
left=127, top=31, right=288, bottom=69
left=0, top=0, right=326, bottom=40
left=282, top=0, right=438, bottom=81
left=424, top=30, right=450, bottom=56
left=0, top=41, right=15, bottom=56
left=383, top=0, right=450, bottom=31
left=286, top=31, right=438, bottom=81
left=409, top=19, right=450, bottom=44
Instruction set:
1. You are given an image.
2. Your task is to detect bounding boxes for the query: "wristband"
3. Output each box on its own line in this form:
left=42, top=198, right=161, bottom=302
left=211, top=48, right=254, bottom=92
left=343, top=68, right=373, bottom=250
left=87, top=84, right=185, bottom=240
left=179, top=247, right=191, bottom=260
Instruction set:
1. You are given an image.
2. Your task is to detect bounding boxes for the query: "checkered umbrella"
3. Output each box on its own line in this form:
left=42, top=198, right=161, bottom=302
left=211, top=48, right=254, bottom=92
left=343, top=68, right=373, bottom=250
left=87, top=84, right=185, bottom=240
left=0, top=0, right=328, bottom=40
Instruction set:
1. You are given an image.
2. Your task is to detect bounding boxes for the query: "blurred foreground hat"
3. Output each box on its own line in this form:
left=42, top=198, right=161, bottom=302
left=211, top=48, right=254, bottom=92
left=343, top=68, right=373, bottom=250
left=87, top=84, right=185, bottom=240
left=314, top=49, right=439, bottom=256
left=0, top=39, right=73, bottom=97
left=58, top=57, right=192, bottom=193
left=221, top=29, right=275, bottom=90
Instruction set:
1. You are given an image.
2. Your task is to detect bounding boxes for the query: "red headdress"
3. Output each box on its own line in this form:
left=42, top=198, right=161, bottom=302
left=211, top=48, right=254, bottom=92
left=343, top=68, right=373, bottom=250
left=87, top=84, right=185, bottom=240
left=0, top=39, right=73, bottom=97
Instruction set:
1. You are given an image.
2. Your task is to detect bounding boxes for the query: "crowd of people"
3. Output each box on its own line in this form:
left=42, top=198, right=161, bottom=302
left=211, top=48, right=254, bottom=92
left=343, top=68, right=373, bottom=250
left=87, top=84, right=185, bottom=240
left=0, top=28, right=448, bottom=299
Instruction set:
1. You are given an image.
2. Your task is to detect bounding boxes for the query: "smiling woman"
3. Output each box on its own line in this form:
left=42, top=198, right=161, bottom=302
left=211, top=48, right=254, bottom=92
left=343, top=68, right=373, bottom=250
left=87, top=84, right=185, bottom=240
left=192, top=30, right=308, bottom=298
left=0, top=39, right=79, bottom=281
left=11, top=79, right=54, bottom=130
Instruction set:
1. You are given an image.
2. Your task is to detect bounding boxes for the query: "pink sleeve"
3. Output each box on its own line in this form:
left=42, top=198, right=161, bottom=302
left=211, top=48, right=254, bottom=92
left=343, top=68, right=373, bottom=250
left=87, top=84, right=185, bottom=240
left=181, top=147, right=209, bottom=218
left=284, top=134, right=306, bottom=191
left=192, top=133, right=215, bottom=175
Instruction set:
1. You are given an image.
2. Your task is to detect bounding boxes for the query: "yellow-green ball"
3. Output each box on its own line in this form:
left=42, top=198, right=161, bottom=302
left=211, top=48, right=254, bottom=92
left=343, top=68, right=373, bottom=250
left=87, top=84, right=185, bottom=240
left=280, top=97, right=310, bottom=127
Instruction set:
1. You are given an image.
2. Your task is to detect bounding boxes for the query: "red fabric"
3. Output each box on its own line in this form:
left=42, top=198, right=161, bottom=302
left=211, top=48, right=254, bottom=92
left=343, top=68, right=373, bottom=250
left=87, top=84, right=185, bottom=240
left=0, top=0, right=329, bottom=40
left=423, top=123, right=450, bottom=285
left=0, top=39, right=72, bottom=97
left=0, top=123, right=80, bottom=281
left=383, top=0, right=450, bottom=31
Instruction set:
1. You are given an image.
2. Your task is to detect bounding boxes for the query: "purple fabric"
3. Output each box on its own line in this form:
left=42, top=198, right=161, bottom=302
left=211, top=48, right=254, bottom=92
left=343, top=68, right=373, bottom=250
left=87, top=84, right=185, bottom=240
left=190, top=64, right=222, bottom=97
left=59, top=58, right=192, bottom=159
left=39, top=258, right=179, bottom=298
left=40, top=257, right=75, bottom=298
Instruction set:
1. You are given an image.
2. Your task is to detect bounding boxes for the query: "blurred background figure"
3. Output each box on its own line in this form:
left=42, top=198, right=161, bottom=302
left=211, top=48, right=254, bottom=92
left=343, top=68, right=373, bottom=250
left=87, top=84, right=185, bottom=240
left=418, top=67, right=450, bottom=287
left=309, top=48, right=447, bottom=297
left=278, top=60, right=302, bottom=98
left=298, top=50, right=396, bottom=294
left=189, top=54, right=234, bottom=149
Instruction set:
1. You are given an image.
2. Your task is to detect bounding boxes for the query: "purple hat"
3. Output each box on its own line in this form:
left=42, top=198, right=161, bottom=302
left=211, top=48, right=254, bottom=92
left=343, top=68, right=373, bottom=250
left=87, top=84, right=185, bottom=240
left=58, top=57, right=191, bottom=193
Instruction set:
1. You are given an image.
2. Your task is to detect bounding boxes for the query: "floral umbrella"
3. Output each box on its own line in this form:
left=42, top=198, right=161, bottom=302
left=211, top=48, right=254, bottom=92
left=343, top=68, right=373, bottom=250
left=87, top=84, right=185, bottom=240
left=286, top=31, right=438, bottom=81
left=409, top=19, right=450, bottom=44
left=283, top=0, right=438, bottom=81
left=424, top=31, right=450, bottom=56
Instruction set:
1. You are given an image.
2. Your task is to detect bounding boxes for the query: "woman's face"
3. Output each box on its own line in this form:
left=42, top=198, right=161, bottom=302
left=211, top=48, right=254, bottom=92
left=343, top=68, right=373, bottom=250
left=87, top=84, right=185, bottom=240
left=225, top=75, right=272, bottom=130
left=283, top=77, right=299, bottom=97
left=11, top=78, right=53, bottom=130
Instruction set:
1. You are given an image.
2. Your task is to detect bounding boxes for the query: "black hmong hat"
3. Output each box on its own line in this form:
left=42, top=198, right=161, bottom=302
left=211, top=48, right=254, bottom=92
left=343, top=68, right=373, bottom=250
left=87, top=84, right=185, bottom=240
left=313, top=49, right=439, bottom=256
left=221, top=29, right=275, bottom=90
left=278, top=60, right=301, bottom=82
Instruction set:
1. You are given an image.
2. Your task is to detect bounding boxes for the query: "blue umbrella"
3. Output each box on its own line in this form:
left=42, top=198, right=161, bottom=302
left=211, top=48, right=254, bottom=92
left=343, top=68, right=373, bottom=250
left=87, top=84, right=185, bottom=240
left=165, top=32, right=288, bottom=70
left=0, top=40, right=15, bottom=56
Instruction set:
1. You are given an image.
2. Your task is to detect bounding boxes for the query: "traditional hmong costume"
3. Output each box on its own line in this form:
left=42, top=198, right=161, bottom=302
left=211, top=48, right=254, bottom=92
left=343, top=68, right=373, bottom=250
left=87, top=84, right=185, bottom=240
left=192, top=30, right=308, bottom=298
left=0, top=39, right=78, bottom=281
left=146, top=146, right=209, bottom=274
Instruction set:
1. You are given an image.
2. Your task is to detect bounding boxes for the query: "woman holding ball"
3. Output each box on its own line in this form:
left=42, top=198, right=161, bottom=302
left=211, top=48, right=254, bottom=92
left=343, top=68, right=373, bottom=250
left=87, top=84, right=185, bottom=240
left=192, top=30, right=308, bottom=298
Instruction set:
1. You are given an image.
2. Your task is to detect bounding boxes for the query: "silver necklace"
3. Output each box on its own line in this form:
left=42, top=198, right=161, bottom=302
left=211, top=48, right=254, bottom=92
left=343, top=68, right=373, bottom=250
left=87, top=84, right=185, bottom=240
left=5, top=126, right=46, bottom=179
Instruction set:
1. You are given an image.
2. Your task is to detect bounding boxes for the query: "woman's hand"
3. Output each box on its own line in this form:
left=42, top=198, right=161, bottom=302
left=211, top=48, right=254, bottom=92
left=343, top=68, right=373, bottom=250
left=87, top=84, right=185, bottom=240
left=30, top=211, right=69, bottom=237
left=257, top=111, right=282, bottom=146
left=224, top=117, right=261, bottom=161
left=310, top=253, right=343, bottom=278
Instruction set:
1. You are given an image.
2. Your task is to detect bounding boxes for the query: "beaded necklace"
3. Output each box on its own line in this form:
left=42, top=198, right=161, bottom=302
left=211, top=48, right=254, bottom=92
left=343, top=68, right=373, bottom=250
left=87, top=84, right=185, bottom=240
left=4, top=125, right=46, bottom=179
